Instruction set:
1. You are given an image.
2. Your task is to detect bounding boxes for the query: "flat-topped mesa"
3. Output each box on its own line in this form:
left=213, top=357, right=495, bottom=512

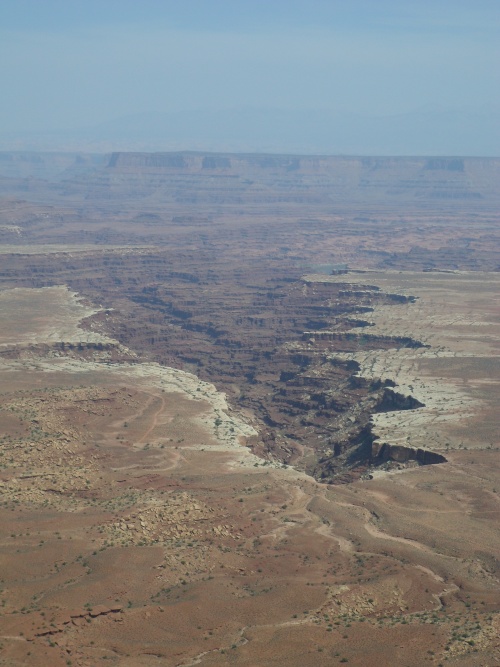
left=105, top=151, right=499, bottom=173
left=98, top=152, right=500, bottom=208
left=106, top=152, right=305, bottom=172
left=108, top=152, right=190, bottom=169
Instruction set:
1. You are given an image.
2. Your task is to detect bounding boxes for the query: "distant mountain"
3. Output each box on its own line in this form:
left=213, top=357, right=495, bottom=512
left=1, top=107, right=499, bottom=156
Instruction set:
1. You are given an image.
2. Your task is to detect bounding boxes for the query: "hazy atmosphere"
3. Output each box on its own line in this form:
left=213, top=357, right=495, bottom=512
left=1, top=0, right=499, bottom=154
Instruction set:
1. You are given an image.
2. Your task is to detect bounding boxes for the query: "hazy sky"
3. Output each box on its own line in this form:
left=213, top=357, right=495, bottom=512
left=1, top=0, right=499, bottom=153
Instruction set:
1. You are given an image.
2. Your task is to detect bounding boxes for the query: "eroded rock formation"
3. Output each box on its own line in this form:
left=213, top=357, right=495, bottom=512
left=0, top=245, right=444, bottom=481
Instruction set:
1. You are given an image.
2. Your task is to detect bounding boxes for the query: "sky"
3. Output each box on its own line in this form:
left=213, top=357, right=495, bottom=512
left=0, top=0, right=499, bottom=154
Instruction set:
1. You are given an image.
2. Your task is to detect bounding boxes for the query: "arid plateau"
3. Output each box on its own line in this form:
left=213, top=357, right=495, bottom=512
left=0, top=152, right=499, bottom=666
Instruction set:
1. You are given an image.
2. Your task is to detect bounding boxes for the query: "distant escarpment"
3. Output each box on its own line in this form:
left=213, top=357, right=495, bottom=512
left=4, top=151, right=491, bottom=213
left=96, top=152, right=498, bottom=208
